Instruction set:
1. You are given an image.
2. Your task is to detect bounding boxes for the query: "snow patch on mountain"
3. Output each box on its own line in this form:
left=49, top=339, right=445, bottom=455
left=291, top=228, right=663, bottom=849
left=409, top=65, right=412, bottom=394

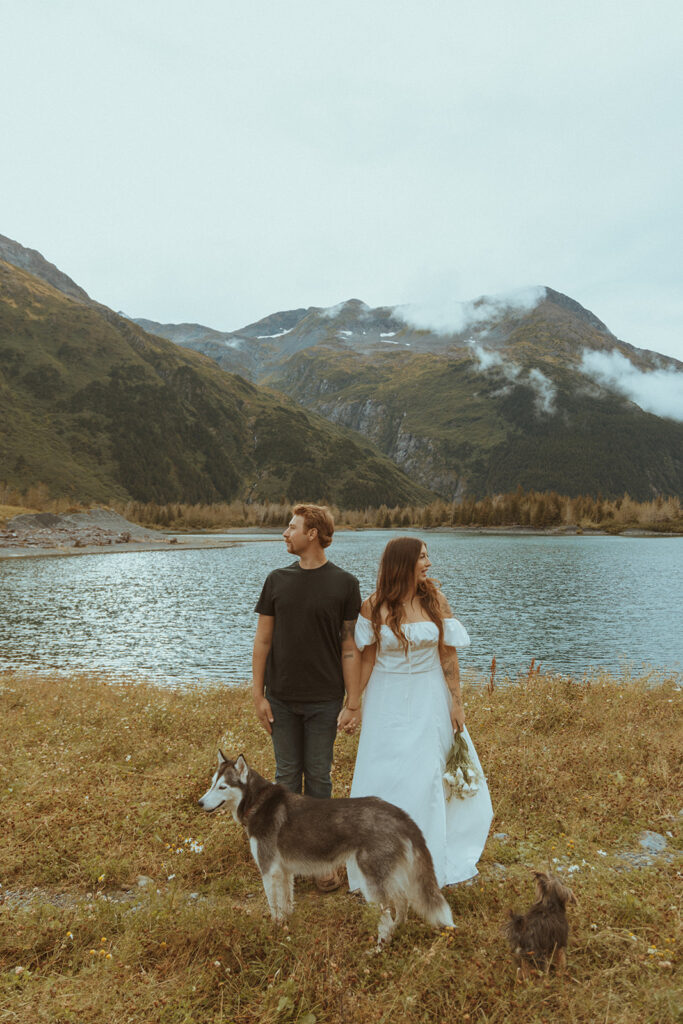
left=255, top=329, right=291, bottom=339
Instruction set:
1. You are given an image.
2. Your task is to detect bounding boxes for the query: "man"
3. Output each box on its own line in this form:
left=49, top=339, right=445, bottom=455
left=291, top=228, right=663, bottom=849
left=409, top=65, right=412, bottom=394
left=252, top=504, right=361, bottom=888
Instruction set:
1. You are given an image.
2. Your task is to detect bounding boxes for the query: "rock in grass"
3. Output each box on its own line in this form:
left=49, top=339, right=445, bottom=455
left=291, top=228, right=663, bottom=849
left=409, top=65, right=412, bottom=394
left=639, top=831, right=667, bottom=854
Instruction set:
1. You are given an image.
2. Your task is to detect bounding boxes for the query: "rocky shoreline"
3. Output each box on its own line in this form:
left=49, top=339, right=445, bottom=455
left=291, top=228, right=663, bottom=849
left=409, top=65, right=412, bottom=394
left=0, top=509, right=241, bottom=559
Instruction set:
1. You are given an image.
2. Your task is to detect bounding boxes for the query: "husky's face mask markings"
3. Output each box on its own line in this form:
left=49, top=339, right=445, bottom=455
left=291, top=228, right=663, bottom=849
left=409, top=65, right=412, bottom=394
left=198, top=750, right=454, bottom=947
left=198, top=751, right=248, bottom=818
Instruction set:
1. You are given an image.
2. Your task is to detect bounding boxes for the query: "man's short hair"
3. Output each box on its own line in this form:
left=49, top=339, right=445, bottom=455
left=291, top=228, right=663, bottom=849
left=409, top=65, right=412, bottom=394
left=292, top=504, right=335, bottom=549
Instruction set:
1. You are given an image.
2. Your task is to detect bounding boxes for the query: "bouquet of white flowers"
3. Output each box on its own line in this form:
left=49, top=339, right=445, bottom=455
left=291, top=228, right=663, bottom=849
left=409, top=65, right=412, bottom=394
left=443, top=731, right=482, bottom=800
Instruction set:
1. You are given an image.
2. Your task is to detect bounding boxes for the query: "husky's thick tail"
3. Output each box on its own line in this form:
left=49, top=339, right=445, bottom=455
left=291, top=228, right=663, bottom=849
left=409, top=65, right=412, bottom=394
left=382, top=837, right=453, bottom=928
left=409, top=840, right=454, bottom=927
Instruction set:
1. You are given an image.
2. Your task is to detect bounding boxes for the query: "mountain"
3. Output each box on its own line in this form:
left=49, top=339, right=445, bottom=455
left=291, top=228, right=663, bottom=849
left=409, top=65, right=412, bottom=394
left=0, top=257, right=432, bottom=507
left=131, top=318, right=260, bottom=380
left=130, top=305, right=316, bottom=381
left=139, top=289, right=683, bottom=501
left=0, top=233, right=92, bottom=304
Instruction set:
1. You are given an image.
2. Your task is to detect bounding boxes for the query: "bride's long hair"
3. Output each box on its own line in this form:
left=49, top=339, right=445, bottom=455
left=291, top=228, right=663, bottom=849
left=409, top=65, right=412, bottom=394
left=369, top=536, right=446, bottom=655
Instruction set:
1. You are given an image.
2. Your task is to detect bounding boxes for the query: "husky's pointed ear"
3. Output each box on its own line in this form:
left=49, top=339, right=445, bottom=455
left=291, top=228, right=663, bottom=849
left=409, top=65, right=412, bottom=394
left=217, top=749, right=228, bottom=768
left=235, top=754, right=249, bottom=783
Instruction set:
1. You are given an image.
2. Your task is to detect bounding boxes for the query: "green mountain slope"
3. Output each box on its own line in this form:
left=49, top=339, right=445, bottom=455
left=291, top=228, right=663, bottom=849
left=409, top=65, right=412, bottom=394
left=0, top=260, right=432, bottom=507
left=267, top=345, right=683, bottom=501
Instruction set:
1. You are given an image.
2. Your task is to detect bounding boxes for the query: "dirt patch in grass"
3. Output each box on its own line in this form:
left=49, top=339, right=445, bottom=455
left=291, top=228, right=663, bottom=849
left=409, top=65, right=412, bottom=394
left=0, top=668, right=680, bottom=1023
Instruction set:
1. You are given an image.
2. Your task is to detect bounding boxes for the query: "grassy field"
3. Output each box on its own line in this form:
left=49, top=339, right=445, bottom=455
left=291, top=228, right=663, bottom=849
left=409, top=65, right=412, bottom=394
left=0, top=669, right=680, bottom=1023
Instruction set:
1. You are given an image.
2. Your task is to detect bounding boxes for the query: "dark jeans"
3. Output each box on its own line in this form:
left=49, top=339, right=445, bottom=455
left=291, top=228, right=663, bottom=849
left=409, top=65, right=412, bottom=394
left=267, top=694, right=343, bottom=799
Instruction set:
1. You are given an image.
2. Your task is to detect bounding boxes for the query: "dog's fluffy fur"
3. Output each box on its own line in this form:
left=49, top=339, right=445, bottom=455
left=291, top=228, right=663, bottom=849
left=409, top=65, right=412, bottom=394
left=199, top=751, right=454, bottom=946
left=504, top=871, right=576, bottom=979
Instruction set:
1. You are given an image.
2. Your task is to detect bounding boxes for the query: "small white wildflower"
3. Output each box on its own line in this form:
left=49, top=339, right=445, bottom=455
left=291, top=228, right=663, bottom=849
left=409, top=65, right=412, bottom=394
left=14, top=966, right=24, bottom=975
left=124, top=754, right=131, bottom=762
left=596, top=849, right=607, bottom=856
left=567, top=865, right=580, bottom=873
left=167, top=874, right=175, bottom=881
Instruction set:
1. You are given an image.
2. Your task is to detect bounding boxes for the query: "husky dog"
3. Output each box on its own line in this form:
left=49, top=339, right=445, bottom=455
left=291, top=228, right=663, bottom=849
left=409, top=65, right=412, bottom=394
left=198, top=752, right=454, bottom=946
left=504, top=871, right=577, bottom=979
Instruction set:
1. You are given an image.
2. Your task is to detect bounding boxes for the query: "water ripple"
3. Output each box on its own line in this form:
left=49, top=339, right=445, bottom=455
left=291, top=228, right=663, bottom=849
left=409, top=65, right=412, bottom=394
left=0, top=532, right=680, bottom=686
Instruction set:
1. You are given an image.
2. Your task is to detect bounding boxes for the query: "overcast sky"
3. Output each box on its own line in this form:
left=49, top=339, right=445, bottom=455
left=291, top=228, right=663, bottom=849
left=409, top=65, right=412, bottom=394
left=2, top=0, right=682, bottom=362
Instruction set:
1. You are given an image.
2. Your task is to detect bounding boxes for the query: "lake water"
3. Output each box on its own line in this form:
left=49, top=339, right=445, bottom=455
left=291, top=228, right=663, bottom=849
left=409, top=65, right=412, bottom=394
left=0, top=531, right=681, bottom=686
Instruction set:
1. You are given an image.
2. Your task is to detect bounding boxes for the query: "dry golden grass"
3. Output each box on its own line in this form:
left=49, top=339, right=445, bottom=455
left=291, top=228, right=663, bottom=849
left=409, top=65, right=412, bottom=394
left=0, top=668, right=680, bottom=1023
left=0, top=505, right=38, bottom=528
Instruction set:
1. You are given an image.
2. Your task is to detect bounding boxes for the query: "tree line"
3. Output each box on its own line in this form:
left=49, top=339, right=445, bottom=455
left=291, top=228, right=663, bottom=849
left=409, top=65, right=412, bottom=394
left=1, top=483, right=680, bottom=533
left=116, top=488, right=681, bottom=533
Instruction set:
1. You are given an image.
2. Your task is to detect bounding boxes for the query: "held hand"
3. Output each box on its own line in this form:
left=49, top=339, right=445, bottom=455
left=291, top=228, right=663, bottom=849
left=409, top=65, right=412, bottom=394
left=337, top=706, right=361, bottom=735
left=450, top=701, right=465, bottom=733
left=253, top=694, right=274, bottom=735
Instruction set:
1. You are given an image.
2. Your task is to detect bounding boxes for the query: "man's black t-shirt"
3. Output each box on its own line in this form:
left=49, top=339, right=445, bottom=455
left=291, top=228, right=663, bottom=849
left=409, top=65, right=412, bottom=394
left=255, top=560, right=361, bottom=702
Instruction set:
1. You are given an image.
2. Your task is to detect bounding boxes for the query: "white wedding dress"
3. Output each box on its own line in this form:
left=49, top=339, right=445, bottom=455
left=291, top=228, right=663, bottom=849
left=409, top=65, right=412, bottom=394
left=347, top=615, right=493, bottom=889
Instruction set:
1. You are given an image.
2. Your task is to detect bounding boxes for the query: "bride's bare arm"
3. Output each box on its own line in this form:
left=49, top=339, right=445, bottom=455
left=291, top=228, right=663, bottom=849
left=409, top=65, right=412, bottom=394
left=436, top=591, right=465, bottom=731
left=441, top=645, right=465, bottom=732
left=359, top=644, right=376, bottom=694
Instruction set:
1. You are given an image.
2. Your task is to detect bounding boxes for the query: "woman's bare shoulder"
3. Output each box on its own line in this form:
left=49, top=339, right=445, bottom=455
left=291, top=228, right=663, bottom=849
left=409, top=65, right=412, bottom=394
left=435, top=589, right=453, bottom=616
left=360, top=594, right=376, bottom=618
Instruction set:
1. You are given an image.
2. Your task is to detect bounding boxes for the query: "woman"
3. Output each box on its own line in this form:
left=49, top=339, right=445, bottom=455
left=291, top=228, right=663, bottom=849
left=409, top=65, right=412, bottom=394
left=347, top=537, right=492, bottom=890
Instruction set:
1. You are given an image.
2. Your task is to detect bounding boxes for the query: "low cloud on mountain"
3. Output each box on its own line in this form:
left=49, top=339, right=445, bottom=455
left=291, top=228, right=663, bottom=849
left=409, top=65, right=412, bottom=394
left=468, top=341, right=518, bottom=376
left=528, top=368, right=557, bottom=414
left=580, top=349, right=683, bottom=422
left=468, top=342, right=556, bottom=414
left=393, top=286, right=546, bottom=336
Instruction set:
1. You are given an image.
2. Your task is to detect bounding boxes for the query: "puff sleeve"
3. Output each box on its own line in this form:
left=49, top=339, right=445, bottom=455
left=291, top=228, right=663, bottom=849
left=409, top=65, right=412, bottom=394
left=443, top=617, right=471, bottom=649
left=354, top=615, right=376, bottom=651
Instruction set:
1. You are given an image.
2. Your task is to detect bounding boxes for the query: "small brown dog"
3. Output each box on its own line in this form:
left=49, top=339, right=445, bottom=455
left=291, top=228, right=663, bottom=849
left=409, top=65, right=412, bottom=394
left=504, top=871, right=576, bottom=980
